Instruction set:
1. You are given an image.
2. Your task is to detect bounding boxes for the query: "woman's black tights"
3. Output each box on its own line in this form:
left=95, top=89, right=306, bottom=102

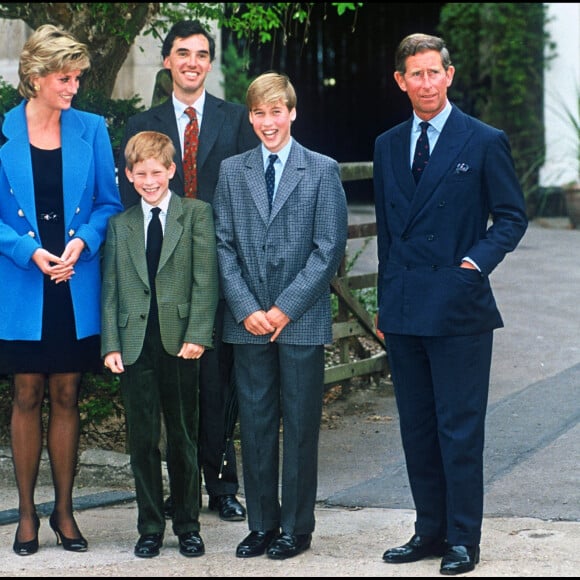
left=11, top=372, right=83, bottom=543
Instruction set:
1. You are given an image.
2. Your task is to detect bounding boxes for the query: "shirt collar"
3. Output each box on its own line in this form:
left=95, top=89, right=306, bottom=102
left=172, top=90, right=206, bottom=123
left=141, top=191, right=172, bottom=218
left=413, top=100, right=452, bottom=134
left=261, top=138, right=293, bottom=169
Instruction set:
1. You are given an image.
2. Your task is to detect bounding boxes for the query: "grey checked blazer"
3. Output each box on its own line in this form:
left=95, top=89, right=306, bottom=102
left=213, top=139, right=348, bottom=345
left=101, top=193, right=218, bottom=365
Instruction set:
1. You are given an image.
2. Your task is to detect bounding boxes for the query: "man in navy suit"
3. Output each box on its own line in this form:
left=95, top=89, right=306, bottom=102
left=373, top=33, right=528, bottom=575
left=118, top=20, right=259, bottom=523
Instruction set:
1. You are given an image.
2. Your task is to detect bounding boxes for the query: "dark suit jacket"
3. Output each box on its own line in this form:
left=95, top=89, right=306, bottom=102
left=117, top=93, right=259, bottom=208
left=100, top=194, right=218, bottom=366
left=373, top=104, right=528, bottom=337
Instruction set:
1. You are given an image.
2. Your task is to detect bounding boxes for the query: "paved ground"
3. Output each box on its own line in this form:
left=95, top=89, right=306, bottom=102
left=0, top=212, right=579, bottom=576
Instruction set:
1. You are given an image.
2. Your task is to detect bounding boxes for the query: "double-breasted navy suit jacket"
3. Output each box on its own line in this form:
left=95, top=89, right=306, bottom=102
left=0, top=101, right=123, bottom=341
left=213, top=140, right=348, bottom=346
left=117, top=93, right=259, bottom=208
left=373, top=104, right=528, bottom=337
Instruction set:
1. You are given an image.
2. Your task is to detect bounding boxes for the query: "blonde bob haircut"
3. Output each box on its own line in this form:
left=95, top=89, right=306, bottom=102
left=124, top=131, right=176, bottom=171
left=18, top=24, right=91, bottom=100
left=246, top=71, right=297, bottom=111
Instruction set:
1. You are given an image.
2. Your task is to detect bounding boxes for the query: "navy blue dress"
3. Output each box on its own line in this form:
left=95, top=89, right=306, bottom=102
left=0, top=145, right=101, bottom=374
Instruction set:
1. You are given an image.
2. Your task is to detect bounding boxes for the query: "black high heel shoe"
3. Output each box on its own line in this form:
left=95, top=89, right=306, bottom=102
left=49, top=512, right=88, bottom=552
left=13, top=513, right=40, bottom=556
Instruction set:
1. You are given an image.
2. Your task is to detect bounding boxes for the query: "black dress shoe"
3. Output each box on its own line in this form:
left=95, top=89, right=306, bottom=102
left=208, top=494, right=246, bottom=521
left=236, top=530, right=278, bottom=558
left=266, top=532, right=312, bottom=560
left=383, top=534, right=447, bottom=563
left=440, top=544, right=480, bottom=575
left=13, top=513, right=40, bottom=556
left=134, top=533, right=163, bottom=558
left=178, top=531, right=205, bottom=557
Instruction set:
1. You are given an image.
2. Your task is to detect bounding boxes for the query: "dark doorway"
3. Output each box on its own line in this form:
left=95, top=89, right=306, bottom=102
left=225, top=3, right=443, bottom=201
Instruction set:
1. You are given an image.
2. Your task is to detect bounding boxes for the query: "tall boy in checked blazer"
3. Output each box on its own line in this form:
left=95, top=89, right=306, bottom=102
left=213, top=72, right=348, bottom=561
left=101, top=131, right=218, bottom=559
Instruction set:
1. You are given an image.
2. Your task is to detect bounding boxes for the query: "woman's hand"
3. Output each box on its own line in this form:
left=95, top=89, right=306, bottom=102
left=32, top=248, right=74, bottom=283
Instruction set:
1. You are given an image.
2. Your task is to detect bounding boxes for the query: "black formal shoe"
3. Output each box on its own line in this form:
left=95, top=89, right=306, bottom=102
left=178, top=531, right=205, bottom=557
left=266, top=532, right=312, bottom=560
left=134, top=533, right=164, bottom=558
left=208, top=494, right=246, bottom=521
left=49, top=512, right=88, bottom=552
left=440, top=544, right=480, bottom=575
left=236, top=530, right=278, bottom=558
left=383, top=534, right=447, bottom=563
left=163, top=495, right=174, bottom=519
left=13, top=513, right=40, bottom=556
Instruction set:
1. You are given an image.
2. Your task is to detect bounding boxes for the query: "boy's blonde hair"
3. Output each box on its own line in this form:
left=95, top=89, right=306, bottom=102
left=18, top=24, right=91, bottom=100
left=246, top=72, right=297, bottom=111
left=124, top=131, right=176, bottom=170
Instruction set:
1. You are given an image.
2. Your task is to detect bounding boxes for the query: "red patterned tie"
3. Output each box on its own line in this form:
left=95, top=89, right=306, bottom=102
left=183, top=106, right=199, bottom=198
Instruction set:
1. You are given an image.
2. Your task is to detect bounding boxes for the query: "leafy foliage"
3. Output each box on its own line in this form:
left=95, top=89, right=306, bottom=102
left=0, top=76, right=21, bottom=112
left=0, top=2, right=363, bottom=99
left=438, top=3, right=556, bottom=211
left=220, top=41, right=253, bottom=104
left=72, top=90, right=145, bottom=153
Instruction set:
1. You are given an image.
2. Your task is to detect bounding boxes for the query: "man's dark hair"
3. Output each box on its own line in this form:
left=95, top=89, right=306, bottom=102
left=161, top=20, right=216, bottom=61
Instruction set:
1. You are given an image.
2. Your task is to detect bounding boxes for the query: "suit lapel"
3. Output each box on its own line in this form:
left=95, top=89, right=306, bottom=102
left=409, top=107, right=472, bottom=215
left=152, top=101, right=184, bottom=188
left=270, top=141, right=304, bottom=222
left=125, top=205, right=149, bottom=286
left=244, top=147, right=271, bottom=224
left=391, top=119, right=415, bottom=199
left=198, top=94, right=223, bottom=170
left=160, top=194, right=184, bottom=271
left=61, top=109, right=92, bottom=224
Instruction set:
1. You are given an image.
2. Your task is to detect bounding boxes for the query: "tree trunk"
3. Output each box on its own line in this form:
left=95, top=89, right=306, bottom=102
left=0, top=2, right=161, bottom=99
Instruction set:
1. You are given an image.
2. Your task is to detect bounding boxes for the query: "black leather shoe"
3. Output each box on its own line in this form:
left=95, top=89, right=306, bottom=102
left=383, top=534, right=447, bottom=563
left=163, top=496, right=174, bottom=519
left=236, top=530, right=278, bottom=558
left=178, top=531, right=205, bottom=557
left=440, top=544, right=480, bottom=575
left=208, top=494, right=246, bottom=521
left=134, top=533, right=163, bottom=558
left=266, top=532, right=312, bottom=560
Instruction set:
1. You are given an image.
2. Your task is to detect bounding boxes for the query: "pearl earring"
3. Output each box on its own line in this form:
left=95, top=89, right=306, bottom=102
left=34, top=84, right=40, bottom=91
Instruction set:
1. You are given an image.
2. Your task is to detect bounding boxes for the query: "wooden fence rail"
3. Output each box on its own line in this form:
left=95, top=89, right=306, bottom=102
left=324, top=162, right=389, bottom=387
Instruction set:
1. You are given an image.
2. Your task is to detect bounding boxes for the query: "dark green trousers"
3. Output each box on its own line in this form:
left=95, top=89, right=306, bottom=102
left=121, top=317, right=200, bottom=536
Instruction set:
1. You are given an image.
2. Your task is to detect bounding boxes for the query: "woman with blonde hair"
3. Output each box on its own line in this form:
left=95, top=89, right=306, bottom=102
left=0, top=24, right=123, bottom=555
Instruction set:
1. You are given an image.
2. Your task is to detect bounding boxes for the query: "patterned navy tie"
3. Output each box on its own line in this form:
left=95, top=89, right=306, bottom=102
left=412, top=121, right=431, bottom=184
left=265, top=154, right=278, bottom=210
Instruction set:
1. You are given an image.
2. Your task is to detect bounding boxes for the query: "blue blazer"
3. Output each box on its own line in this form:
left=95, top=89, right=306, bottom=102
left=214, top=139, right=348, bottom=345
left=0, top=101, right=123, bottom=341
left=373, top=104, right=528, bottom=336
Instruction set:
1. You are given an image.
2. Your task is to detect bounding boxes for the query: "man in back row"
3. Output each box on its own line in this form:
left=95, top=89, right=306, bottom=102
left=118, top=19, right=259, bottom=523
